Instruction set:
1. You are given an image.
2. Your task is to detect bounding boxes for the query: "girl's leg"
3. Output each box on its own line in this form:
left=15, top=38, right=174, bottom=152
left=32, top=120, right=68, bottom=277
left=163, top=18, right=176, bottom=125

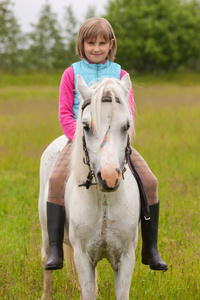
left=45, top=141, right=72, bottom=270
left=130, top=148, right=158, bottom=205
left=130, top=147, right=168, bottom=271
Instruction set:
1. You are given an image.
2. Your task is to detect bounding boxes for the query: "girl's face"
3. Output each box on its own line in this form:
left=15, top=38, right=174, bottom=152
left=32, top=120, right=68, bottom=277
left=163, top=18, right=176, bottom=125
left=84, top=35, right=114, bottom=64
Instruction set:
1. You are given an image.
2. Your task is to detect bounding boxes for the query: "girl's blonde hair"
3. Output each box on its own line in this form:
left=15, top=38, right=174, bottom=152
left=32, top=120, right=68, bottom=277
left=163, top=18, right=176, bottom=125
left=76, top=18, right=117, bottom=62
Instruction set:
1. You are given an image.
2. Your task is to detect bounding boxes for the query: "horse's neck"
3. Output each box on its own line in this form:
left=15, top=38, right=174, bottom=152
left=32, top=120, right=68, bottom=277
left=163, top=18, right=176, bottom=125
left=71, top=148, right=89, bottom=183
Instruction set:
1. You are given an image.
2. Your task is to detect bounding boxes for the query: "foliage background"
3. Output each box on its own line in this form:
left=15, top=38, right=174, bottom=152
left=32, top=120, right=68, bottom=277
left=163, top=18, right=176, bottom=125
left=0, top=0, right=200, bottom=72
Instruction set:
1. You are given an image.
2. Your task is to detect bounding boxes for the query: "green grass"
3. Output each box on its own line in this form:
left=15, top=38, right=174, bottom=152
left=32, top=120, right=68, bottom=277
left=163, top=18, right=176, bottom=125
left=0, top=69, right=200, bottom=87
left=0, top=72, right=199, bottom=299
left=131, top=70, right=200, bottom=87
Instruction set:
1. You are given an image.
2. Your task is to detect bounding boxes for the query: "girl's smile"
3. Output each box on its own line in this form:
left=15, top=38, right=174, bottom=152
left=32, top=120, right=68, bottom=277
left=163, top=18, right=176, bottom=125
left=84, top=36, right=113, bottom=64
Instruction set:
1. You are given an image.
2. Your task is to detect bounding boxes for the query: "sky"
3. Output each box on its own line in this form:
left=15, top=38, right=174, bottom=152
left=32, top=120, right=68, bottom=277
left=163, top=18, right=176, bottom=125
left=12, top=0, right=108, bottom=32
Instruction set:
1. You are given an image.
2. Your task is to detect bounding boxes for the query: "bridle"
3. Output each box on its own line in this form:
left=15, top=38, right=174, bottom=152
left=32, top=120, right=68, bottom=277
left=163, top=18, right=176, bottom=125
left=78, top=96, right=132, bottom=189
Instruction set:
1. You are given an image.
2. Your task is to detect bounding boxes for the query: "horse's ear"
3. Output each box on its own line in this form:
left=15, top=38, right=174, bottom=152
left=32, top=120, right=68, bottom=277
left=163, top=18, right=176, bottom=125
left=121, top=73, right=132, bottom=94
left=76, top=75, right=93, bottom=100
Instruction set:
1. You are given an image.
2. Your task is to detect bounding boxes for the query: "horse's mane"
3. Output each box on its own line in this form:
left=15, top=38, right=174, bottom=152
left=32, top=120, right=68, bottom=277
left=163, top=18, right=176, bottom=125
left=71, top=77, right=133, bottom=182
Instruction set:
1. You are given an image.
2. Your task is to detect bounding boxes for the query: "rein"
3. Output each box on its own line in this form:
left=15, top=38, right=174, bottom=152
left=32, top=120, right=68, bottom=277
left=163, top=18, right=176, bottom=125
left=78, top=96, right=131, bottom=189
left=78, top=135, right=97, bottom=189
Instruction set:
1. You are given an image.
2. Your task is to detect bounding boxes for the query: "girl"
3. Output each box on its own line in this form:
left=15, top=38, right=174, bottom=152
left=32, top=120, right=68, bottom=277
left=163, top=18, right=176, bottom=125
left=45, top=17, right=168, bottom=271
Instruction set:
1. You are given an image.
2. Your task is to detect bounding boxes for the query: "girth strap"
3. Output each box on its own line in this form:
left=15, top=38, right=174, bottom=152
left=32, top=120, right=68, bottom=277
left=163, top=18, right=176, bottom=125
left=126, top=154, right=151, bottom=220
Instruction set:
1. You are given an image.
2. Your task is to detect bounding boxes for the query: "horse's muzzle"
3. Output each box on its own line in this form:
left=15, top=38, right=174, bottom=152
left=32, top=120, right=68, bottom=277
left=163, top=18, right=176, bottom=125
left=97, top=167, right=122, bottom=192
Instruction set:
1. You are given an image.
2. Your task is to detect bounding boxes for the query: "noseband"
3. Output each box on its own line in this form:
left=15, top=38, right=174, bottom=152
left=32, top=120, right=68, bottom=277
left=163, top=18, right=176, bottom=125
left=78, top=96, right=132, bottom=189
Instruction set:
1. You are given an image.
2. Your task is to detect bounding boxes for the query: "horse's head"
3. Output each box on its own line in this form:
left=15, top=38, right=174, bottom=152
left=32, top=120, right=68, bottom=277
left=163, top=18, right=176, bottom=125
left=73, top=75, right=133, bottom=192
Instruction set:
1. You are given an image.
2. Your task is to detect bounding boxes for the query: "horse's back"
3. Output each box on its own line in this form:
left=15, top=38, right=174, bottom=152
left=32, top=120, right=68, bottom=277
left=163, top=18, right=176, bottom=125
left=40, top=135, right=68, bottom=185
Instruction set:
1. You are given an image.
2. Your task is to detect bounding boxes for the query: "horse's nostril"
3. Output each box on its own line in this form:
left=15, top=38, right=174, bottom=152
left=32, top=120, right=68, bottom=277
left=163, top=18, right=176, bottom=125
left=97, top=171, right=102, bottom=181
left=116, top=168, right=120, bottom=174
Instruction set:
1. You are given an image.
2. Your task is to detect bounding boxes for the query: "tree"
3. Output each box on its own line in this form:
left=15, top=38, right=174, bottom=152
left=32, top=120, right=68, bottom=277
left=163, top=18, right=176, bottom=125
left=0, top=0, right=23, bottom=70
left=26, top=2, right=66, bottom=70
left=84, top=5, right=97, bottom=20
left=105, top=0, right=200, bottom=72
left=62, top=5, right=79, bottom=66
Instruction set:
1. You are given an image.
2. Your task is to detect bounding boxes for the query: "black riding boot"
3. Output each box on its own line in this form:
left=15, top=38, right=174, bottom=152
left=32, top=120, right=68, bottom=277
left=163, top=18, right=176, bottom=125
left=45, top=202, right=65, bottom=270
left=141, top=201, right=168, bottom=271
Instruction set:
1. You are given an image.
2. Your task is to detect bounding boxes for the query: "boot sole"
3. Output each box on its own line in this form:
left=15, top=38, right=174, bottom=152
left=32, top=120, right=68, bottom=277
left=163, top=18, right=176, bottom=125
left=45, top=263, right=63, bottom=270
left=142, top=260, right=168, bottom=271
left=150, top=265, right=168, bottom=271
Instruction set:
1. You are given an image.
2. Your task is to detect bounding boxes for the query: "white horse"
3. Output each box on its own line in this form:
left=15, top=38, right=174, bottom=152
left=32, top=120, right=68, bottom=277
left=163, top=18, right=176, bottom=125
left=39, top=74, right=140, bottom=300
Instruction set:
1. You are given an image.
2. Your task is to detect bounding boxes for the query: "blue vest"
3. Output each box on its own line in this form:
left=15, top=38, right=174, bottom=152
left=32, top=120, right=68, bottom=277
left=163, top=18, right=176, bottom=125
left=72, top=59, right=121, bottom=120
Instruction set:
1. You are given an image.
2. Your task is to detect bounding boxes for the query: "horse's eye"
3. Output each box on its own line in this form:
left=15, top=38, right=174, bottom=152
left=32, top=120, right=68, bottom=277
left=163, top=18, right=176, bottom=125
left=83, top=123, right=90, bottom=132
left=121, top=121, right=130, bottom=132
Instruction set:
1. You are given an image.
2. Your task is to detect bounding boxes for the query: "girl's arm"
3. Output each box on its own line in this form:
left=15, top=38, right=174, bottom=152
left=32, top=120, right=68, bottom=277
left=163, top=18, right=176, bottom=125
left=120, top=69, right=134, bottom=123
left=59, top=67, right=76, bottom=140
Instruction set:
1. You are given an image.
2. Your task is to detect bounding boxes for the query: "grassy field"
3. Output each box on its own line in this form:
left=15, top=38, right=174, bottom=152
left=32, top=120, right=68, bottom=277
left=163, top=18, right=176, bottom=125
left=0, top=72, right=199, bottom=299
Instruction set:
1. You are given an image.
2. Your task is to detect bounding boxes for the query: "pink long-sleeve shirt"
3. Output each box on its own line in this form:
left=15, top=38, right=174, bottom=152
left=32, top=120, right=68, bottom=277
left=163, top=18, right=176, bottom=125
left=59, top=64, right=134, bottom=141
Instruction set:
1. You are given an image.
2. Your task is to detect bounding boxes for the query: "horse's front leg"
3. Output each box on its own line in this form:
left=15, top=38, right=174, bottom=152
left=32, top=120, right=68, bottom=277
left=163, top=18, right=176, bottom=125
left=73, top=247, right=96, bottom=300
left=114, top=248, right=136, bottom=300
